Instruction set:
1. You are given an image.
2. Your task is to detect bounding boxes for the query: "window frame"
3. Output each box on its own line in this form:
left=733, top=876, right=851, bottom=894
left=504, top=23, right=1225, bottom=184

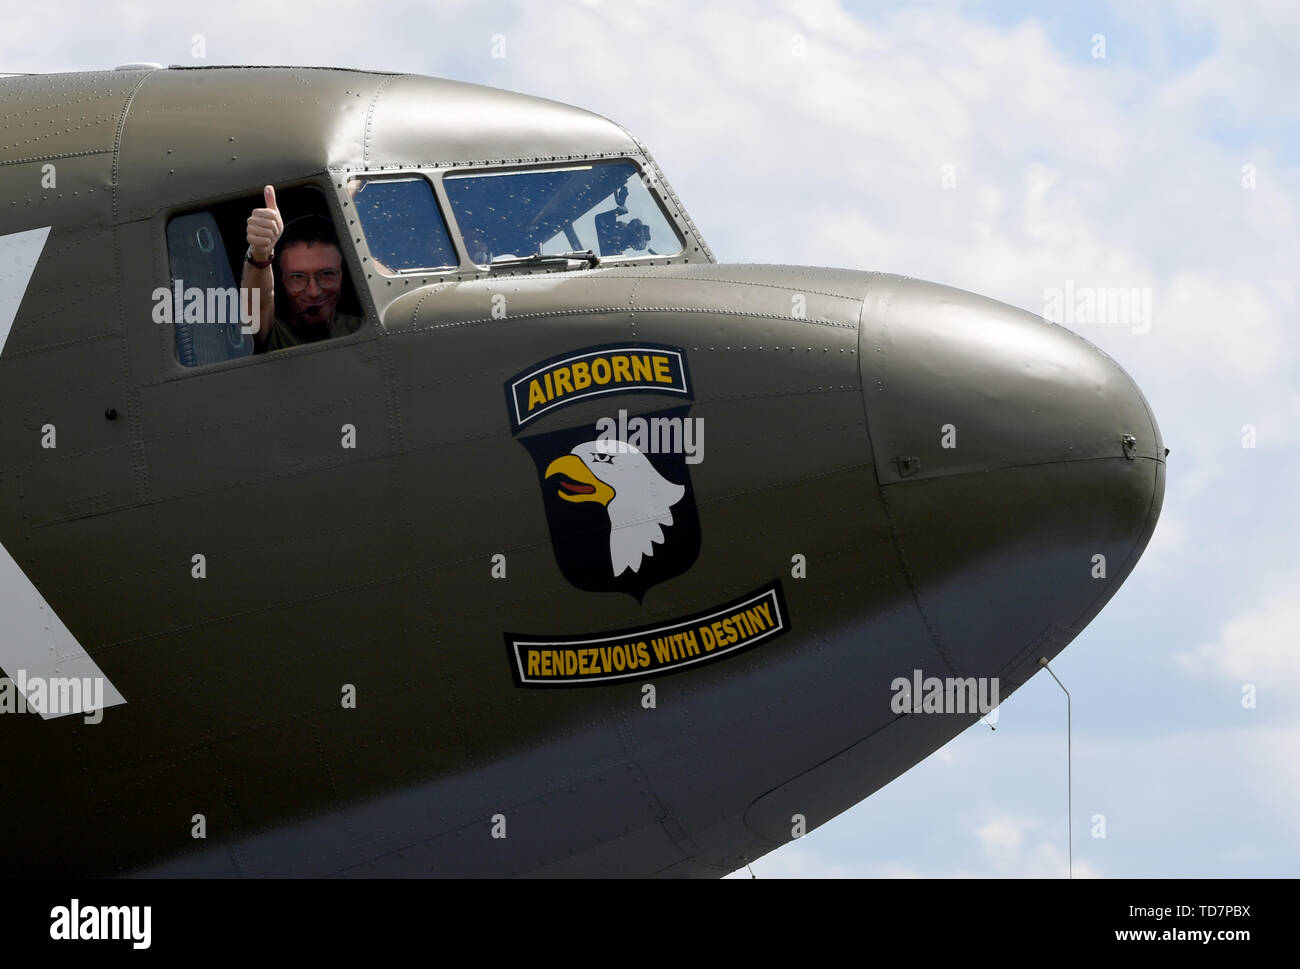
left=331, top=156, right=702, bottom=324
left=439, top=158, right=686, bottom=267
left=155, top=176, right=376, bottom=378
left=346, top=173, right=462, bottom=277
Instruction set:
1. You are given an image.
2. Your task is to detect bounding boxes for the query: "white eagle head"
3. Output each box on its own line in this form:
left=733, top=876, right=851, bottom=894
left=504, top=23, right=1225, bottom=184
left=543, top=438, right=686, bottom=576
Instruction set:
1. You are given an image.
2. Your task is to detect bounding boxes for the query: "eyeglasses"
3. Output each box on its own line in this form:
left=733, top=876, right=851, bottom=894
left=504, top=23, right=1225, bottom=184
left=283, top=269, right=342, bottom=293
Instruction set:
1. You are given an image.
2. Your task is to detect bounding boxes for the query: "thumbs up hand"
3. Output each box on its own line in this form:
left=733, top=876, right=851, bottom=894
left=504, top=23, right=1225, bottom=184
left=246, top=185, right=283, bottom=262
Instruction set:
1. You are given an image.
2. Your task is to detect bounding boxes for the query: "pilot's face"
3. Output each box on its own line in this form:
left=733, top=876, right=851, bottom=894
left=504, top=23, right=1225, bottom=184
left=280, top=241, right=343, bottom=327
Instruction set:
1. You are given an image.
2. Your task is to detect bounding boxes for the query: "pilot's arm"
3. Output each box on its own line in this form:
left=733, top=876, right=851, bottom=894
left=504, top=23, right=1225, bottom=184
left=242, top=185, right=283, bottom=347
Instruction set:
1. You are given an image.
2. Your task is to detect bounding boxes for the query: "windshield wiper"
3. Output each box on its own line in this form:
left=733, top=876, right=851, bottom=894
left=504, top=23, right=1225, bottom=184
left=485, top=250, right=600, bottom=271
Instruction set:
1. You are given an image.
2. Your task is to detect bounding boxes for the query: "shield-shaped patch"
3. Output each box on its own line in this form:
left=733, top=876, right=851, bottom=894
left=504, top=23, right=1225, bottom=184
left=517, top=406, right=702, bottom=600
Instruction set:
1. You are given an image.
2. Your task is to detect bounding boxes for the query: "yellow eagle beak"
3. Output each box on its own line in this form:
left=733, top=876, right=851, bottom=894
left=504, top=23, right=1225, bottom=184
left=544, top=454, right=615, bottom=506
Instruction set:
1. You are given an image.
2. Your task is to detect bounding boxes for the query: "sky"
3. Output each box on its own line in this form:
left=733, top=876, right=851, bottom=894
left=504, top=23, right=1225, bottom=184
left=3, top=0, right=1297, bottom=877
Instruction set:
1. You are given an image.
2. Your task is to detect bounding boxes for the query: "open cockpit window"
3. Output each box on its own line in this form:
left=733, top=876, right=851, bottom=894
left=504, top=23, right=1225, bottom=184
left=443, top=160, right=682, bottom=265
left=165, top=212, right=255, bottom=366
left=349, top=176, right=458, bottom=274
left=164, top=184, right=364, bottom=365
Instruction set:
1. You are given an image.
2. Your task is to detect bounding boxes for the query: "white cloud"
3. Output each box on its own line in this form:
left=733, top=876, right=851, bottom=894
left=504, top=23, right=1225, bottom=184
left=1177, top=570, right=1300, bottom=694
left=974, top=814, right=1100, bottom=878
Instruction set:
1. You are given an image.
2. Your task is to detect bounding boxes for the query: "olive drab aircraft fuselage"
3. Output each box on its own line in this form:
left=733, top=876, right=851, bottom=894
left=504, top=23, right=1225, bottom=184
left=0, top=66, right=1164, bottom=876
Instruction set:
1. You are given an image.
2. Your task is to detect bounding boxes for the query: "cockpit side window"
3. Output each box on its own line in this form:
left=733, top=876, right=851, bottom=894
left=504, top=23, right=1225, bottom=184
left=163, top=185, right=364, bottom=366
left=443, top=160, right=683, bottom=265
left=349, top=176, right=458, bottom=274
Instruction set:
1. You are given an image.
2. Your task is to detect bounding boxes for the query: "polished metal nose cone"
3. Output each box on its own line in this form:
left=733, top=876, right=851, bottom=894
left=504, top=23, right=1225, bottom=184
left=859, top=275, right=1164, bottom=680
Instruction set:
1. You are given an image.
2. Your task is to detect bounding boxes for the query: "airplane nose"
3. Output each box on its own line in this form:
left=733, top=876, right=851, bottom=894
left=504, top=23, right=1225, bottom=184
left=859, top=276, right=1164, bottom=681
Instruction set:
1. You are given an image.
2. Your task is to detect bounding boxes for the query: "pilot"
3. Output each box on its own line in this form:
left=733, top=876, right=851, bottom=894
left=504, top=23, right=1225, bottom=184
left=242, top=185, right=363, bottom=352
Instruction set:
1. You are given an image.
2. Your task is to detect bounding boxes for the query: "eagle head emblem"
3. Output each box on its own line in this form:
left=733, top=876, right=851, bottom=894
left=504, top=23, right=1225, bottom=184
left=544, top=439, right=686, bottom=576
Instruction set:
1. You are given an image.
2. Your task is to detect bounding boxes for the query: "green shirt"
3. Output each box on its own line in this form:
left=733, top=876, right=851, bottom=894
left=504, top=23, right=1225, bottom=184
left=262, top=311, right=364, bottom=352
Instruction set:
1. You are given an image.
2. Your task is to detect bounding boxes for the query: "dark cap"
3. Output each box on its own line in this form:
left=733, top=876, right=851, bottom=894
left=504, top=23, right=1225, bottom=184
left=277, top=214, right=340, bottom=255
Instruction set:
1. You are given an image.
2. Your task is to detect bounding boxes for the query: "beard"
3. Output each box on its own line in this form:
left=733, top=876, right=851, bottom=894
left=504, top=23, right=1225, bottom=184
left=290, top=297, right=335, bottom=327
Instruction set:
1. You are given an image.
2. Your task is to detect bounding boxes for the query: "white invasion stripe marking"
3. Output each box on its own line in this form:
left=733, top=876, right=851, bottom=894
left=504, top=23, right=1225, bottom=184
left=0, top=225, right=126, bottom=717
left=0, top=226, right=50, bottom=354
left=0, top=513, right=127, bottom=718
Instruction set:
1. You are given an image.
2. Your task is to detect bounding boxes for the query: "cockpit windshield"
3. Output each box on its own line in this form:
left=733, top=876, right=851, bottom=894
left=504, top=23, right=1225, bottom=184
left=443, top=160, right=682, bottom=265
